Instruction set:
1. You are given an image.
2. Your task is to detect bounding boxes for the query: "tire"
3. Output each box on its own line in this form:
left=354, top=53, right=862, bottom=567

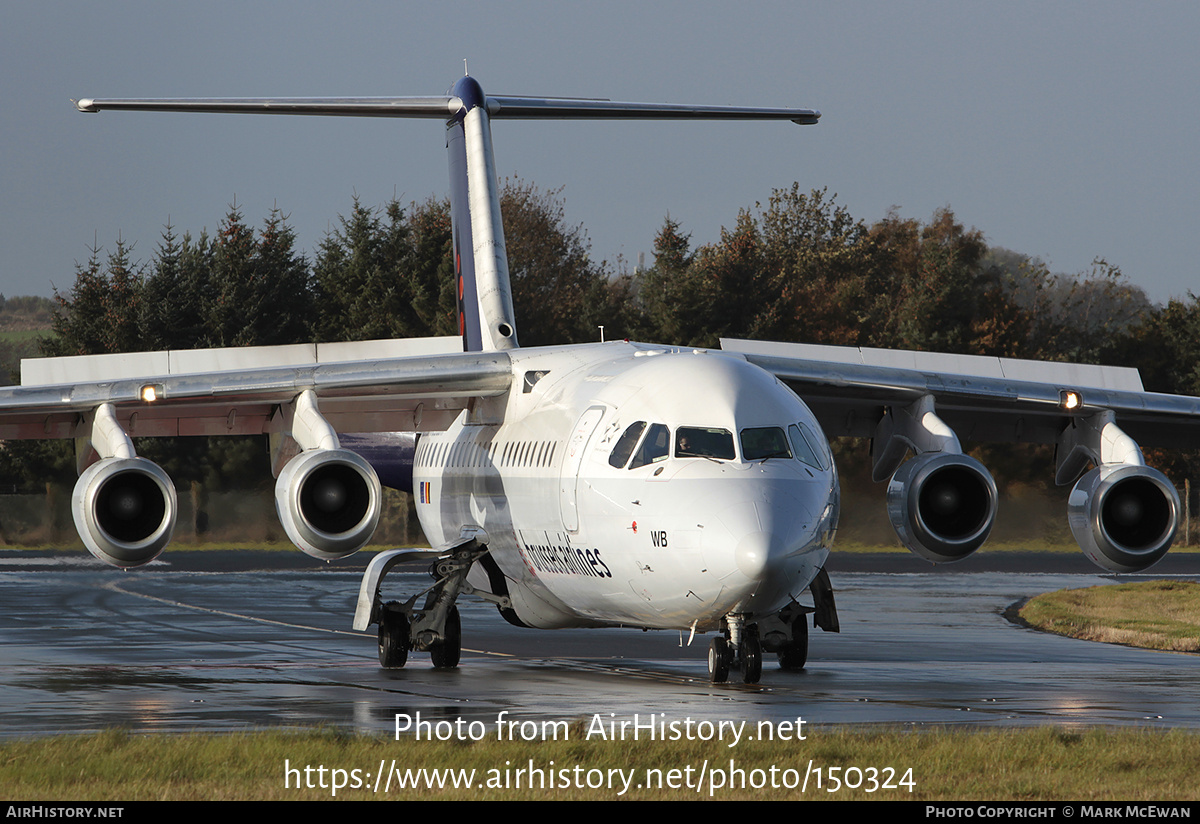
left=430, top=604, right=461, bottom=669
left=378, top=604, right=409, bottom=669
left=778, top=614, right=809, bottom=671
left=708, top=636, right=731, bottom=683
left=740, top=628, right=762, bottom=684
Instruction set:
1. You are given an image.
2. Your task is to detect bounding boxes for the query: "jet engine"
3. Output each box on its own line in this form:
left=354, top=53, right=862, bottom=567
left=275, top=448, right=382, bottom=561
left=886, top=452, right=998, bottom=563
left=1068, top=464, right=1178, bottom=573
left=72, top=456, right=178, bottom=568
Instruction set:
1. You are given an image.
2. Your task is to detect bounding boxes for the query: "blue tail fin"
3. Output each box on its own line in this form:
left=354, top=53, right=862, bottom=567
left=446, top=76, right=519, bottom=352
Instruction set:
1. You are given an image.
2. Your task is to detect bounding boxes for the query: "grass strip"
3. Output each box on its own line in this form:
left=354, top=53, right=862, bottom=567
left=1020, top=580, right=1200, bottom=653
left=1, top=726, right=1198, bottom=801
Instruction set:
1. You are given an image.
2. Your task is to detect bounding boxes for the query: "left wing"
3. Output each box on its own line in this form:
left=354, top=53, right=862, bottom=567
left=0, top=338, right=513, bottom=567
left=722, top=338, right=1200, bottom=450
left=721, top=337, right=1200, bottom=573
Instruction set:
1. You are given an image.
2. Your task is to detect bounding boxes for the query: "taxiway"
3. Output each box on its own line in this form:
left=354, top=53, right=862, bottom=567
left=2, top=549, right=1199, bottom=738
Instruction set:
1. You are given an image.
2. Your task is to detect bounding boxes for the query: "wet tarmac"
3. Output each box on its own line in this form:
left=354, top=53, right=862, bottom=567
left=2, top=549, right=1200, bottom=738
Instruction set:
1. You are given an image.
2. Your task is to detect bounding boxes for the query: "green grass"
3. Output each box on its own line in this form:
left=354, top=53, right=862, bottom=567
left=0, top=329, right=47, bottom=345
left=1021, top=580, right=1200, bottom=652
left=2, top=727, right=1198, bottom=801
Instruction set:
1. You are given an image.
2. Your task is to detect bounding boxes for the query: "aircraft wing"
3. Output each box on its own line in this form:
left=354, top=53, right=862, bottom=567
left=721, top=338, right=1200, bottom=453
left=0, top=337, right=512, bottom=443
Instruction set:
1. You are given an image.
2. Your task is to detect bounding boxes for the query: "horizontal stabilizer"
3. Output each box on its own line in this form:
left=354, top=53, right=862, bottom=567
left=484, top=96, right=819, bottom=124
left=75, top=97, right=461, bottom=118
left=75, top=94, right=819, bottom=125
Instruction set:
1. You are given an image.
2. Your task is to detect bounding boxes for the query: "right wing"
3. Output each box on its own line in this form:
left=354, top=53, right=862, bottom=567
left=2, top=337, right=510, bottom=442
left=0, top=337, right=513, bottom=567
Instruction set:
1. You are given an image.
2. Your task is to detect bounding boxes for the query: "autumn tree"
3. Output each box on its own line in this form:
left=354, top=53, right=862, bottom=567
left=499, top=179, right=619, bottom=346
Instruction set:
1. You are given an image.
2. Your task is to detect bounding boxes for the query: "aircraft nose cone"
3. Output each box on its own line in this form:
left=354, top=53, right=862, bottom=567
left=734, top=530, right=775, bottom=578
left=717, top=491, right=815, bottom=580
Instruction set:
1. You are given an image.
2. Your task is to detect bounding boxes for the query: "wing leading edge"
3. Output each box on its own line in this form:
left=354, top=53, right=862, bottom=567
left=721, top=337, right=1200, bottom=449
left=0, top=338, right=512, bottom=441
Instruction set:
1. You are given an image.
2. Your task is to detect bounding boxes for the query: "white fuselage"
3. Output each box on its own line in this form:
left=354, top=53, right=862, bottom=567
left=412, top=342, right=839, bottom=631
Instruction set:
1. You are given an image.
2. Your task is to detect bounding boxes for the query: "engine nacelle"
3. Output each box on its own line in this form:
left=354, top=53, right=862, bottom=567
left=1068, top=464, right=1178, bottom=573
left=887, top=452, right=998, bottom=563
left=72, top=457, right=177, bottom=568
left=275, top=448, right=382, bottom=561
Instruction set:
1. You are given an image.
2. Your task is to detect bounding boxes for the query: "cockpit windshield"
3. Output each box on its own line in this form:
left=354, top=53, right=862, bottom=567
left=608, top=421, right=647, bottom=468
left=789, top=422, right=829, bottom=470
left=675, top=427, right=735, bottom=460
left=629, top=423, right=671, bottom=468
left=740, top=427, right=792, bottom=461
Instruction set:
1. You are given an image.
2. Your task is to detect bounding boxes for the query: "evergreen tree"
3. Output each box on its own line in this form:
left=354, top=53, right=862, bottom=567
left=314, top=198, right=417, bottom=341
left=139, top=224, right=212, bottom=350
left=405, top=197, right=458, bottom=338
left=253, top=208, right=313, bottom=345
left=205, top=205, right=313, bottom=347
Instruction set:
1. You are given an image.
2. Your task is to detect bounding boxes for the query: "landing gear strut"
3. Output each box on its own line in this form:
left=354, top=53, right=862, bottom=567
left=708, top=615, right=762, bottom=685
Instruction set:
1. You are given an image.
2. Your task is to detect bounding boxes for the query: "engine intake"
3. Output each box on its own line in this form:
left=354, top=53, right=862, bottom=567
left=887, top=452, right=998, bottom=563
left=275, top=448, right=382, bottom=561
left=1068, top=464, right=1178, bottom=573
left=72, top=457, right=177, bottom=568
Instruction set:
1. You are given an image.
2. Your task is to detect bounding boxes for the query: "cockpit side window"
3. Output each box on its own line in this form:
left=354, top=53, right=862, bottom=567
left=789, top=423, right=828, bottom=470
left=741, top=427, right=792, bottom=461
left=609, top=421, right=647, bottom=468
left=676, top=426, right=735, bottom=460
left=630, top=423, right=671, bottom=468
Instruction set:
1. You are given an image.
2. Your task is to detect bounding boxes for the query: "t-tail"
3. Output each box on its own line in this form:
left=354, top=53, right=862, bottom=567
left=76, top=77, right=819, bottom=352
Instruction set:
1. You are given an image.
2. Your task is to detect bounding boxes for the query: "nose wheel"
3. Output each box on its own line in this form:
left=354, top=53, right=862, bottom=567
left=708, top=637, right=731, bottom=682
left=708, top=620, right=761, bottom=684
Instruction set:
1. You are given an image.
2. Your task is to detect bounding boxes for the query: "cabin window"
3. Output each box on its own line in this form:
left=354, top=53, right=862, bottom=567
left=630, top=423, right=671, bottom=468
left=609, top=421, right=647, bottom=468
left=676, top=426, right=735, bottom=460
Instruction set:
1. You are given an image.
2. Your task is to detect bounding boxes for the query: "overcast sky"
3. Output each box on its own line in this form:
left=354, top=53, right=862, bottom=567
left=4, top=1, right=1198, bottom=305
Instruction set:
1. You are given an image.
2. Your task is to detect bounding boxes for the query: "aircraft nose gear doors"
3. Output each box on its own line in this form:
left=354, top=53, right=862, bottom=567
left=354, top=536, right=507, bottom=669
left=708, top=615, right=763, bottom=684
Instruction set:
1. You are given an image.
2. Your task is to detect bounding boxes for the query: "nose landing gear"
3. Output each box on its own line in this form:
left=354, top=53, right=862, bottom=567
left=708, top=615, right=762, bottom=684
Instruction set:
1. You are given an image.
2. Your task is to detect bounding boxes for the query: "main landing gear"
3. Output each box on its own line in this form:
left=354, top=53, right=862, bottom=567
left=355, top=536, right=507, bottom=670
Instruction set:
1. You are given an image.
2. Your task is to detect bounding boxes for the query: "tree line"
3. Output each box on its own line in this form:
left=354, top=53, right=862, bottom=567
left=42, top=180, right=1200, bottom=394
left=4, top=179, right=1200, bottom=543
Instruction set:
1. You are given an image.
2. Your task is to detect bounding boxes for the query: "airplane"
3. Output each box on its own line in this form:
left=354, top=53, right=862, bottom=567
left=1, top=75, right=1195, bottom=685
